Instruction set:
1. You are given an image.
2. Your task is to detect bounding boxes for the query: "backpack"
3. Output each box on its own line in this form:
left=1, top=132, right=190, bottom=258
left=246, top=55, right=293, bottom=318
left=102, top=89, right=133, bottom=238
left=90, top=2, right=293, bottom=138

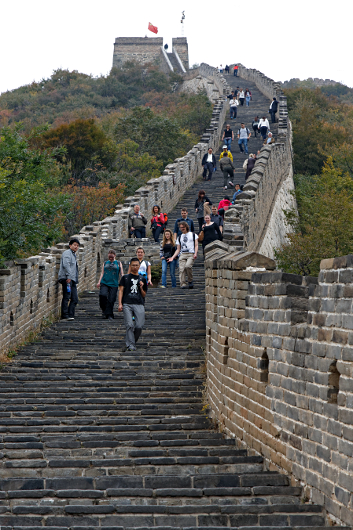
left=162, top=213, right=168, bottom=230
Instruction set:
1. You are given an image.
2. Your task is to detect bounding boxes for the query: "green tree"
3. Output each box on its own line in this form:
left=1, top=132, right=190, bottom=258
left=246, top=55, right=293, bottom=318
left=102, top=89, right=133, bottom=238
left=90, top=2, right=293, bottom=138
left=275, top=161, right=353, bottom=276
left=114, top=106, right=193, bottom=167
left=0, top=127, right=70, bottom=264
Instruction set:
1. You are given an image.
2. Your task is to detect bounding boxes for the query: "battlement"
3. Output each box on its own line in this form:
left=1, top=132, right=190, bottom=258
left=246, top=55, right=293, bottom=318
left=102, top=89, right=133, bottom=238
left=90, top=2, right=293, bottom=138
left=112, top=36, right=189, bottom=73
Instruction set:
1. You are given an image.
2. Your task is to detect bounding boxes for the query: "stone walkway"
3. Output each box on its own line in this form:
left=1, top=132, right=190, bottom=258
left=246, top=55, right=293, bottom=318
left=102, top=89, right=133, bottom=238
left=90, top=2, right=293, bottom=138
left=0, top=78, right=343, bottom=529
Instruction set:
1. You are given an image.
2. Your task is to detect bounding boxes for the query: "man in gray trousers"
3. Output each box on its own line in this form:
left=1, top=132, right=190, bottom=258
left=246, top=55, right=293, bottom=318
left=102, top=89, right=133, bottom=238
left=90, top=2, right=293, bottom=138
left=58, top=238, right=80, bottom=320
left=118, top=257, right=148, bottom=351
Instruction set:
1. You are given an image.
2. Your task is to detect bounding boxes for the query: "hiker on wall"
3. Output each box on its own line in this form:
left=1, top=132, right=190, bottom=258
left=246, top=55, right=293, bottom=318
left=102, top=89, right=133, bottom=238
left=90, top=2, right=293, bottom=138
left=96, top=248, right=124, bottom=320
left=58, top=238, right=80, bottom=321
left=170, top=222, right=198, bottom=290
left=118, top=257, right=148, bottom=352
left=150, top=205, right=165, bottom=243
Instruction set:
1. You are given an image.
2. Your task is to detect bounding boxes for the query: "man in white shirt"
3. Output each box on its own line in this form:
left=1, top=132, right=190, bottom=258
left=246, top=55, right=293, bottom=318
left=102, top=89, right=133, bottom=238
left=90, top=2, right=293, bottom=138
left=237, top=123, right=251, bottom=154
left=170, top=222, right=198, bottom=289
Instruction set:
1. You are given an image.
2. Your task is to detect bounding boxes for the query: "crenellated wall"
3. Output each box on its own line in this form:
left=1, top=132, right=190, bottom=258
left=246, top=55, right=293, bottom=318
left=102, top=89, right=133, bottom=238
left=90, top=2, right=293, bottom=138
left=0, top=64, right=229, bottom=355
left=223, top=65, right=296, bottom=259
left=205, top=245, right=353, bottom=527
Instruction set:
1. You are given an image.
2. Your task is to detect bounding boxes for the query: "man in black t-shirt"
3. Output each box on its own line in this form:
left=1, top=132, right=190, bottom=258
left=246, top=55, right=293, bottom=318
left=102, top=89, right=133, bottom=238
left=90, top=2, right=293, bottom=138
left=118, top=258, right=148, bottom=351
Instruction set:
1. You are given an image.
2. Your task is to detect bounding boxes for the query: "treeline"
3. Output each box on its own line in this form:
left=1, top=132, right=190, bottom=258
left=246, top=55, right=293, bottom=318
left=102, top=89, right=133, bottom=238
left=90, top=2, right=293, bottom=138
left=0, top=63, right=213, bottom=264
left=275, top=87, right=353, bottom=275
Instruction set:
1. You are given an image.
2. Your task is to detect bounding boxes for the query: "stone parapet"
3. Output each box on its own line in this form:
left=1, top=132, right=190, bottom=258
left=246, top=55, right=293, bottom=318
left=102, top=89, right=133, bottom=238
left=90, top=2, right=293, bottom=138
left=205, top=246, right=353, bottom=526
left=222, top=65, right=295, bottom=259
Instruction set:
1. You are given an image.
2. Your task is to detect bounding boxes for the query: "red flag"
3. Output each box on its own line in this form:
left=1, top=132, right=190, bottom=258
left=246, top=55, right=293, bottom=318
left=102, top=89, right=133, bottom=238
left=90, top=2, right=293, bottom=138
left=148, top=22, right=158, bottom=34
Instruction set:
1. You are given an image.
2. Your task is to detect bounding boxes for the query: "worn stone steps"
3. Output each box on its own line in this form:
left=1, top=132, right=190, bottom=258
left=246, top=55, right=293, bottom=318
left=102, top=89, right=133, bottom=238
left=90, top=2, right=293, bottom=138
left=0, top=77, right=339, bottom=529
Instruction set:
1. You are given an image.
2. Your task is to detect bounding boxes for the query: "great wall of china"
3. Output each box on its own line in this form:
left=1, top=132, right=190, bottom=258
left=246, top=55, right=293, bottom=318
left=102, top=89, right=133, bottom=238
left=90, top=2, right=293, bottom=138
left=0, top=40, right=353, bottom=528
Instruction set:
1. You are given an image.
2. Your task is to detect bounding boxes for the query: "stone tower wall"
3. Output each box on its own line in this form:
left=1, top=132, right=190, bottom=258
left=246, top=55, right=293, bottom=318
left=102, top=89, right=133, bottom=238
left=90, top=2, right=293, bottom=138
left=112, top=37, right=163, bottom=68
left=172, top=37, right=189, bottom=70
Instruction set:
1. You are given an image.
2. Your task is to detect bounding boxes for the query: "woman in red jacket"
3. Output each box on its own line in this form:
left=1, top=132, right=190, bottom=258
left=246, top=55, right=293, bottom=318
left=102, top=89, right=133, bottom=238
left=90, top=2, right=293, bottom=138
left=218, top=195, right=232, bottom=219
left=151, top=205, right=165, bottom=242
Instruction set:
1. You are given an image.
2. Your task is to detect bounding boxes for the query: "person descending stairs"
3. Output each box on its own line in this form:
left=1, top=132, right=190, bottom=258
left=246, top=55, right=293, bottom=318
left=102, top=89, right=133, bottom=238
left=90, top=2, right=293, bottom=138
left=0, top=77, right=343, bottom=530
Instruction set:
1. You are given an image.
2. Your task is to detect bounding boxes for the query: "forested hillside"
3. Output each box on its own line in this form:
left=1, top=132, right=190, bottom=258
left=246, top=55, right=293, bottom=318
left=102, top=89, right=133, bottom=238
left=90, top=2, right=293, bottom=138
left=0, top=63, right=212, bottom=264
left=275, top=86, right=353, bottom=275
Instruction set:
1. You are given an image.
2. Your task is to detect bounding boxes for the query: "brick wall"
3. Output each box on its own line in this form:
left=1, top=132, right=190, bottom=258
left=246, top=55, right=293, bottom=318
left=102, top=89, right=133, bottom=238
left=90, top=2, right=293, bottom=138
left=0, top=64, right=228, bottom=355
left=205, top=246, right=353, bottom=526
left=172, top=38, right=189, bottom=70
left=112, top=37, right=163, bottom=68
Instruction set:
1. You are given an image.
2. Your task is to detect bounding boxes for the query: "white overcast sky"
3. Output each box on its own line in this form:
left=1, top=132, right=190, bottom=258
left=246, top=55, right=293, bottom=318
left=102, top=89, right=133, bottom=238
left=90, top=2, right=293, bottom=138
left=0, top=0, right=349, bottom=95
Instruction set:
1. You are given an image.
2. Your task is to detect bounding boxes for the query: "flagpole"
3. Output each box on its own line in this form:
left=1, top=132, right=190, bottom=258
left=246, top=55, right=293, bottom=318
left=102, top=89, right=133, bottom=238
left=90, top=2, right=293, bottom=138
left=181, top=11, right=185, bottom=37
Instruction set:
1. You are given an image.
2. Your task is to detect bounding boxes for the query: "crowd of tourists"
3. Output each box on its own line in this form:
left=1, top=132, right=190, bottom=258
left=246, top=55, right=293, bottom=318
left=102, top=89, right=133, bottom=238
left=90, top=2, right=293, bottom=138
left=58, top=74, right=279, bottom=351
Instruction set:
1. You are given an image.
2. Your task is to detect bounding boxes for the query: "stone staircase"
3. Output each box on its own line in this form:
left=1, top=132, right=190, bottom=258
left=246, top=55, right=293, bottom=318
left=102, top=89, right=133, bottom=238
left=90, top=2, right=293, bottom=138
left=0, top=78, right=345, bottom=529
left=167, top=52, right=184, bottom=74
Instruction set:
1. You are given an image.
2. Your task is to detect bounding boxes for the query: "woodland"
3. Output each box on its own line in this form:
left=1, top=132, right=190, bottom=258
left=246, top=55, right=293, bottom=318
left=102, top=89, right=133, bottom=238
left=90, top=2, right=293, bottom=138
left=275, top=85, right=353, bottom=275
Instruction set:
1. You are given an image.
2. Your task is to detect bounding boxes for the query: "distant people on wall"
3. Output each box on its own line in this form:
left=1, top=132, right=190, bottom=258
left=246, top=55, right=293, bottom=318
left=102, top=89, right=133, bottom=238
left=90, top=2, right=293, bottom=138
left=269, top=97, right=278, bottom=123
left=258, top=116, right=270, bottom=141
left=233, top=64, right=239, bottom=76
left=202, top=147, right=217, bottom=181
left=222, top=124, right=234, bottom=151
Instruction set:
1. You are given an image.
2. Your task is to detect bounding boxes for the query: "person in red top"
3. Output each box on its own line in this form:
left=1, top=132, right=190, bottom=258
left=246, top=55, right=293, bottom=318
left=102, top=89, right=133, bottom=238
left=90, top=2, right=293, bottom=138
left=233, top=64, right=239, bottom=77
left=218, top=196, right=232, bottom=219
left=151, top=205, right=165, bottom=242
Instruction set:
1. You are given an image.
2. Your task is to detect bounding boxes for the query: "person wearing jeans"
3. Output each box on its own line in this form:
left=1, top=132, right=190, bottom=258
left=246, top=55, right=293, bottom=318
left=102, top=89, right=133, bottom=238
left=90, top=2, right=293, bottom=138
left=58, top=238, right=80, bottom=321
left=160, top=229, right=177, bottom=288
left=128, top=204, right=147, bottom=239
left=237, top=123, right=251, bottom=154
left=222, top=124, right=234, bottom=152
left=258, top=116, right=270, bottom=140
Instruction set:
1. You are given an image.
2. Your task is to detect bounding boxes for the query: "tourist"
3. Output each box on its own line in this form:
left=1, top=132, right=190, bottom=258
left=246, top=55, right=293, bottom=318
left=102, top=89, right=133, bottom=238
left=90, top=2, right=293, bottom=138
left=219, top=145, right=233, bottom=163
left=160, top=229, right=177, bottom=288
left=201, top=147, right=217, bottom=181
left=229, top=96, right=239, bottom=120
left=219, top=64, right=223, bottom=73
left=150, top=205, right=165, bottom=243
left=233, top=64, right=238, bottom=76
left=220, top=153, right=235, bottom=190
left=243, top=153, right=256, bottom=180
left=174, top=208, right=195, bottom=240
left=200, top=214, right=223, bottom=252
left=118, top=257, right=148, bottom=352
left=195, top=190, right=212, bottom=233
left=218, top=195, right=232, bottom=219
left=265, top=132, right=275, bottom=145
left=97, top=249, right=124, bottom=320
left=252, top=116, right=260, bottom=138
left=238, top=89, right=245, bottom=106
left=232, top=183, right=242, bottom=202
left=222, top=124, right=234, bottom=151
left=237, top=123, right=251, bottom=154
left=269, top=97, right=278, bottom=123
left=210, top=205, right=224, bottom=234
left=170, top=221, right=198, bottom=289
left=58, top=238, right=80, bottom=321
left=258, top=116, right=270, bottom=141
left=128, top=247, right=153, bottom=285
left=128, top=204, right=147, bottom=239
left=245, top=88, right=252, bottom=106
left=225, top=64, right=230, bottom=74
